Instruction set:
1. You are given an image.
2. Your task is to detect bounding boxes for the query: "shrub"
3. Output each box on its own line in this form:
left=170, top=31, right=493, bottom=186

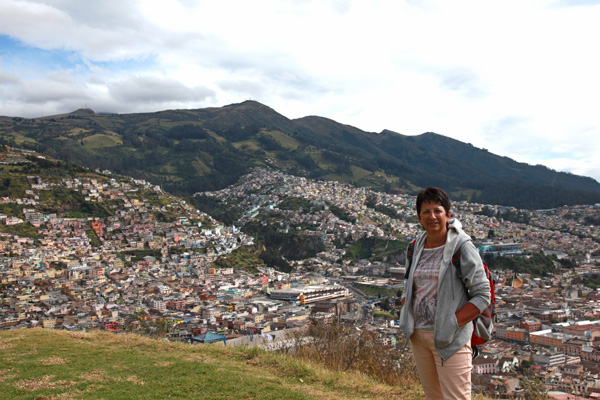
left=286, top=319, right=417, bottom=386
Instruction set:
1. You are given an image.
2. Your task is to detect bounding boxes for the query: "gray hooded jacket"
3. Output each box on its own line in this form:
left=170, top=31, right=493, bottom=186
left=399, top=218, right=491, bottom=360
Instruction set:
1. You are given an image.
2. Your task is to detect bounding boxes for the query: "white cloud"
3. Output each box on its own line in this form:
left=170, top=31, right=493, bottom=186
left=107, top=75, right=215, bottom=105
left=0, top=0, right=599, bottom=182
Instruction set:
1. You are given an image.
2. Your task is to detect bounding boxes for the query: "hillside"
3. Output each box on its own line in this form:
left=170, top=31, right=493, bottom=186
left=1, top=100, right=599, bottom=209
left=0, top=328, right=430, bottom=400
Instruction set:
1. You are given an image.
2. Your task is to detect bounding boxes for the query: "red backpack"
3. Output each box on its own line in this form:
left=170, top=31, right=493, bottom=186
left=405, top=239, right=496, bottom=357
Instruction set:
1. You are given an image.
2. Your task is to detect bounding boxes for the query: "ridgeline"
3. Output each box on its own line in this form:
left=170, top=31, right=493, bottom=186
left=1, top=101, right=599, bottom=209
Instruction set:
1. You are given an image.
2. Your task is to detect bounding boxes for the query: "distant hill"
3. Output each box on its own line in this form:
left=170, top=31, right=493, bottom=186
left=1, top=100, right=599, bottom=209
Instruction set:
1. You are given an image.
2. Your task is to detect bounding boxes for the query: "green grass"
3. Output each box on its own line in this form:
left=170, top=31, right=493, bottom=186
left=344, top=238, right=408, bottom=262
left=82, top=134, right=123, bottom=149
left=349, top=165, right=371, bottom=180
left=0, top=223, right=41, bottom=240
left=264, top=130, right=300, bottom=149
left=192, top=159, right=211, bottom=175
left=212, top=245, right=263, bottom=272
left=450, top=189, right=482, bottom=202
left=2, top=132, right=38, bottom=145
left=373, top=311, right=397, bottom=320
left=353, top=283, right=400, bottom=298
left=0, top=328, right=429, bottom=400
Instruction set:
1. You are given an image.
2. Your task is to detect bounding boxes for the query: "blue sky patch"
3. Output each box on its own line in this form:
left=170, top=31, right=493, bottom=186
left=0, top=34, right=82, bottom=76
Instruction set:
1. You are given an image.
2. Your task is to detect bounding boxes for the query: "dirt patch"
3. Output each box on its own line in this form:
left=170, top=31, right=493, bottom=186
left=126, top=375, right=146, bottom=386
left=13, top=375, right=76, bottom=391
left=3, top=335, right=25, bottom=342
left=0, top=369, right=17, bottom=382
left=80, top=369, right=146, bottom=386
left=80, top=369, right=113, bottom=382
left=30, top=389, right=83, bottom=400
left=155, top=361, right=173, bottom=367
left=184, top=354, right=210, bottom=363
left=40, top=356, right=68, bottom=365
left=67, top=332, right=90, bottom=340
left=0, top=342, right=16, bottom=350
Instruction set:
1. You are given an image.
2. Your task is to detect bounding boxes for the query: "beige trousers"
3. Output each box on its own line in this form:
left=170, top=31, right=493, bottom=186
left=410, top=330, right=473, bottom=400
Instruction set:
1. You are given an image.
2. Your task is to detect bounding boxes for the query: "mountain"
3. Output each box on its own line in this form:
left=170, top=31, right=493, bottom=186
left=1, top=100, right=599, bottom=209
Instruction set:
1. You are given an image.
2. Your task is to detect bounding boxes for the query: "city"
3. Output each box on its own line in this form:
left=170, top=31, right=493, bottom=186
left=2, top=150, right=600, bottom=398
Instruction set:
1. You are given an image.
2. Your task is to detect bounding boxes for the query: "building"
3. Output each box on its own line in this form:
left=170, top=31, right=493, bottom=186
left=472, top=356, right=497, bottom=374
left=530, top=329, right=566, bottom=350
left=269, top=285, right=350, bottom=304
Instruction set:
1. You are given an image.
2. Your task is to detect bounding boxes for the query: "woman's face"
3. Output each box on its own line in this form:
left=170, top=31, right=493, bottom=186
left=418, top=200, right=451, bottom=237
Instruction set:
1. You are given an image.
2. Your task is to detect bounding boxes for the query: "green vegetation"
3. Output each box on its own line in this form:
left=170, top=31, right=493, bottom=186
left=473, top=182, right=600, bottom=210
left=123, top=309, right=171, bottom=338
left=242, top=219, right=325, bottom=267
left=258, top=247, right=291, bottom=272
left=191, top=195, right=241, bottom=226
left=573, top=274, right=600, bottom=290
left=477, top=205, right=531, bottom=224
left=373, top=310, right=397, bottom=320
left=85, top=227, right=102, bottom=248
left=0, top=328, right=431, bottom=400
left=118, top=249, right=163, bottom=262
left=483, top=252, right=559, bottom=277
left=277, top=197, right=312, bottom=212
left=0, top=174, right=30, bottom=197
left=289, top=320, right=418, bottom=389
left=344, top=238, right=407, bottom=262
left=328, top=205, right=356, bottom=223
left=0, top=203, right=26, bottom=218
left=212, top=245, right=264, bottom=272
left=0, top=222, right=41, bottom=240
left=82, top=133, right=123, bottom=148
left=38, top=187, right=112, bottom=218
left=365, top=195, right=402, bottom=219
left=353, top=283, right=399, bottom=298
left=3, top=100, right=598, bottom=209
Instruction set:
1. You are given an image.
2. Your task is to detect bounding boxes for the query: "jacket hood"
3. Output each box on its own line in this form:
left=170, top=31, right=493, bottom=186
left=444, top=218, right=469, bottom=263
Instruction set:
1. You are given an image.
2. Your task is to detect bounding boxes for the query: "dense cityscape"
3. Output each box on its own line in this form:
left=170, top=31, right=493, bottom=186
left=2, top=148, right=600, bottom=399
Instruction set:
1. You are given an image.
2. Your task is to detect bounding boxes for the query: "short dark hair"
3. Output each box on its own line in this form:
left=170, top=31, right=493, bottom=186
left=416, top=187, right=451, bottom=215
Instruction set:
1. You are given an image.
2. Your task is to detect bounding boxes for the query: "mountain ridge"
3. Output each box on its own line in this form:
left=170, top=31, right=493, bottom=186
left=1, top=100, right=599, bottom=209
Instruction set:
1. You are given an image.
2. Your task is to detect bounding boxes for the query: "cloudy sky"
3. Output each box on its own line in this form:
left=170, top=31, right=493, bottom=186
left=1, top=0, right=599, bottom=182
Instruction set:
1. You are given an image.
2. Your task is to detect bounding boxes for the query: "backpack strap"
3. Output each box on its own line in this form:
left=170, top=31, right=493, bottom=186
left=452, top=248, right=462, bottom=277
left=451, top=247, right=474, bottom=299
left=404, top=239, right=417, bottom=279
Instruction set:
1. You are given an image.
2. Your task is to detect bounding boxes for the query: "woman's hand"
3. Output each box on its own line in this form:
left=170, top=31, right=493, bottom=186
left=455, top=302, right=480, bottom=327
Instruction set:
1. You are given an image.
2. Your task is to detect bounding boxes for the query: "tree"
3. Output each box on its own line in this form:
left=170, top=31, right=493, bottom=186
left=520, top=376, right=549, bottom=400
left=380, top=297, right=391, bottom=311
left=123, top=309, right=170, bottom=338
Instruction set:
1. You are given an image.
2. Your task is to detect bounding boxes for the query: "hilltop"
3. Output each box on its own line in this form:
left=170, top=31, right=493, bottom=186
left=0, top=328, right=430, bottom=400
left=1, top=100, right=599, bottom=209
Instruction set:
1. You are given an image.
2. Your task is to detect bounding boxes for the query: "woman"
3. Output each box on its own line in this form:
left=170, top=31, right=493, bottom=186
left=399, top=187, right=490, bottom=399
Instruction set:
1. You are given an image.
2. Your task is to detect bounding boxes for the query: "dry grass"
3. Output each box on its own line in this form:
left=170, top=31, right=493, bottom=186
left=13, top=375, right=77, bottom=391
left=40, top=357, right=68, bottom=365
left=79, top=370, right=113, bottom=383
left=286, top=320, right=419, bottom=388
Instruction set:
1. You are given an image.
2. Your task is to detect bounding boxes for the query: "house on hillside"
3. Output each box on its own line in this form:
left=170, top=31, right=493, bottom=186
left=472, top=356, right=498, bottom=374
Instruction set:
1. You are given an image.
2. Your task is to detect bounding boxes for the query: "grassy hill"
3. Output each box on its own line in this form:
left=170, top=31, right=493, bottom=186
left=0, top=328, right=432, bottom=400
left=2, top=100, right=599, bottom=209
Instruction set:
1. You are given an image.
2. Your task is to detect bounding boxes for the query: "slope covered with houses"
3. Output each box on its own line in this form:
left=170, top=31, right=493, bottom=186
left=2, top=146, right=600, bottom=398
